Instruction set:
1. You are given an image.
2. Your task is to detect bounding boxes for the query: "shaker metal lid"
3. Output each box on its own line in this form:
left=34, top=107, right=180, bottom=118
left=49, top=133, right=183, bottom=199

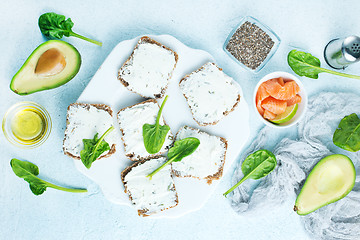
left=343, top=35, right=360, bottom=62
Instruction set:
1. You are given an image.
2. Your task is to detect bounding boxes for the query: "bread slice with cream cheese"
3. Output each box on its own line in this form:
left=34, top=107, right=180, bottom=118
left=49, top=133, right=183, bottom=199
left=121, top=157, right=179, bottom=217
left=117, top=99, right=173, bottom=161
left=179, top=62, right=241, bottom=126
left=63, top=103, right=116, bottom=160
left=171, top=126, right=227, bottom=184
left=118, top=36, right=178, bottom=99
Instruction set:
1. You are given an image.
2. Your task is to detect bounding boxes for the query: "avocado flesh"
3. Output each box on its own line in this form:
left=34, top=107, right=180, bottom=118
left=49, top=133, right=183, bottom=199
left=294, top=154, right=356, bottom=215
left=10, top=40, right=81, bottom=95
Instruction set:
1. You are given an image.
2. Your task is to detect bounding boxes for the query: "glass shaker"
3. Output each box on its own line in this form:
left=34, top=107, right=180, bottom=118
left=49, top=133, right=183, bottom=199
left=324, top=35, right=360, bottom=69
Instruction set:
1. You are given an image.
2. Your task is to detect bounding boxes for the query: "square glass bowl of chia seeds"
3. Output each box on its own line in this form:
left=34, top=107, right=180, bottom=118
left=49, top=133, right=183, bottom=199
left=224, top=16, right=280, bottom=73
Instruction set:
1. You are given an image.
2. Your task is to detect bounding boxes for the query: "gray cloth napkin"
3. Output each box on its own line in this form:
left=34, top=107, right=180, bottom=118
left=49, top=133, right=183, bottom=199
left=229, top=92, right=360, bottom=240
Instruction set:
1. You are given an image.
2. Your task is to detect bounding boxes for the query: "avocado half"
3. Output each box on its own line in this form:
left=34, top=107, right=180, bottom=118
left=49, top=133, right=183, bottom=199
left=10, top=40, right=81, bottom=95
left=294, top=154, right=356, bottom=215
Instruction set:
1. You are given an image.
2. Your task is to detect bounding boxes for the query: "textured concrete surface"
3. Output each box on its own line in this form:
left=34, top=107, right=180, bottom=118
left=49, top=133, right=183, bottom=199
left=1, top=0, right=360, bottom=239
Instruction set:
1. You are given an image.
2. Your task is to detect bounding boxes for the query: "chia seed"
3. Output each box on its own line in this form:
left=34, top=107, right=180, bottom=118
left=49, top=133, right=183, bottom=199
left=226, top=21, right=275, bottom=70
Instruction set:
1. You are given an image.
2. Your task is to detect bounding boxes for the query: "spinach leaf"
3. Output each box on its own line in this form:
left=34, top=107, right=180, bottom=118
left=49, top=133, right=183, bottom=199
left=147, top=137, right=200, bottom=179
left=80, top=126, right=114, bottom=169
left=143, top=95, right=170, bottom=154
left=287, top=50, right=360, bottom=80
left=223, top=149, right=277, bottom=197
left=333, top=113, right=360, bottom=152
left=167, top=137, right=200, bottom=162
left=38, top=12, right=102, bottom=46
left=10, top=158, right=87, bottom=195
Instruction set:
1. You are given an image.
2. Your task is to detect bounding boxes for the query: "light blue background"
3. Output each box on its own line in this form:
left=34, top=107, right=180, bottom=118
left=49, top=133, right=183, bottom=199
left=1, top=1, right=360, bottom=239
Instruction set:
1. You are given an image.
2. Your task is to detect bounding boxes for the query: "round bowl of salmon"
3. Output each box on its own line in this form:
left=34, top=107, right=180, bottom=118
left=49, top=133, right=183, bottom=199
left=254, top=71, right=307, bottom=128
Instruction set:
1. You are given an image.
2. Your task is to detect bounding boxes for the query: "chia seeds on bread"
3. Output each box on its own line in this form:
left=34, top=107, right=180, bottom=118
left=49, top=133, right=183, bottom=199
left=118, top=36, right=178, bottom=99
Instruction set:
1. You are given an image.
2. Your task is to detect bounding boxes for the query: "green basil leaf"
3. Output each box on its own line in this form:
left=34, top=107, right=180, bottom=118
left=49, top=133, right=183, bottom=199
left=167, top=137, right=200, bottom=162
left=80, top=126, right=113, bottom=169
left=143, top=96, right=170, bottom=154
left=223, top=149, right=277, bottom=197
left=10, top=158, right=87, bottom=195
left=333, top=113, right=360, bottom=152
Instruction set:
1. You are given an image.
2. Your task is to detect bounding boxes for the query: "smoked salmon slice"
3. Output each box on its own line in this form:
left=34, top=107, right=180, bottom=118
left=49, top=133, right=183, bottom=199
left=256, top=84, right=270, bottom=103
left=263, top=110, right=277, bottom=120
left=262, top=79, right=300, bottom=100
left=256, top=100, right=265, bottom=116
left=277, top=77, right=285, bottom=86
left=261, top=97, right=287, bottom=114
left=255, top=84, right=270, bottom=116
left=286, top=94, right=302, bottom=106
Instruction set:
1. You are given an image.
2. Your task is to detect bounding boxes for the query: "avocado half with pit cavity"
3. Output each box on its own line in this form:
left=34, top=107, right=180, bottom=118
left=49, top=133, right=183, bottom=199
left=294, top=154, right=356, bottom=215
left=10, top=40, right=81, bottom=95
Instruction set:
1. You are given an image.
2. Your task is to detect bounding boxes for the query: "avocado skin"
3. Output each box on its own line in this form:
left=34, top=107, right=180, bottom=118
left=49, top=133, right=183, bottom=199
left=10, top=40, right=81, bottom=95
left=294, top=154, right=356, bottom=215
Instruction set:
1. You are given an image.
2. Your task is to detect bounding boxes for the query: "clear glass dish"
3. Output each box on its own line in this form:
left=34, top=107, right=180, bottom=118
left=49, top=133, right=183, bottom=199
left=224, top=16, right=281, bottom=73
left=2, top=101, right=52, bottom=148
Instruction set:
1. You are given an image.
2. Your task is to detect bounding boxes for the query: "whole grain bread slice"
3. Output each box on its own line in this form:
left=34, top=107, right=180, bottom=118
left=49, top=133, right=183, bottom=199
left=121, top=157, right=179, bottom=217
left=171, top=126, right=228, bottom=184
left=117, top=99, right=173, bottom=161
left=118, top=36, right=179, bottom=99
left=63, top=103, right=116, bottom=160
left=179, top=62, right=241, bottom=126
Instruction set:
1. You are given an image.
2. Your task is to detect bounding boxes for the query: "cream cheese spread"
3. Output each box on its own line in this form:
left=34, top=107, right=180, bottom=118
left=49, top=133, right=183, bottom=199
left=117, top=100, right=173, bottom=160
left=171, top=126, right=226, bottom=179
left=124, top=157, right=178, bottom=215
left=63, top=104, right=116, bottom=157
left=180, top=62, right=240, bottom=125
left=119, top=40, right=176, bottom=98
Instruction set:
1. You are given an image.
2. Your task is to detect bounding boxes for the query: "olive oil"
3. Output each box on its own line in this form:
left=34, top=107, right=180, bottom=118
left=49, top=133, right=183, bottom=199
left=11, top=109, right=45, bottom=141
left=3, top=102, right=51, bottom=148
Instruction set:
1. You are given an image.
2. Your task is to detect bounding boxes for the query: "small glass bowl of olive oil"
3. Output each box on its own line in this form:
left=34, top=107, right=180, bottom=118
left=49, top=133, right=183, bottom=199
left=2, top=102, right=51, bottom=148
